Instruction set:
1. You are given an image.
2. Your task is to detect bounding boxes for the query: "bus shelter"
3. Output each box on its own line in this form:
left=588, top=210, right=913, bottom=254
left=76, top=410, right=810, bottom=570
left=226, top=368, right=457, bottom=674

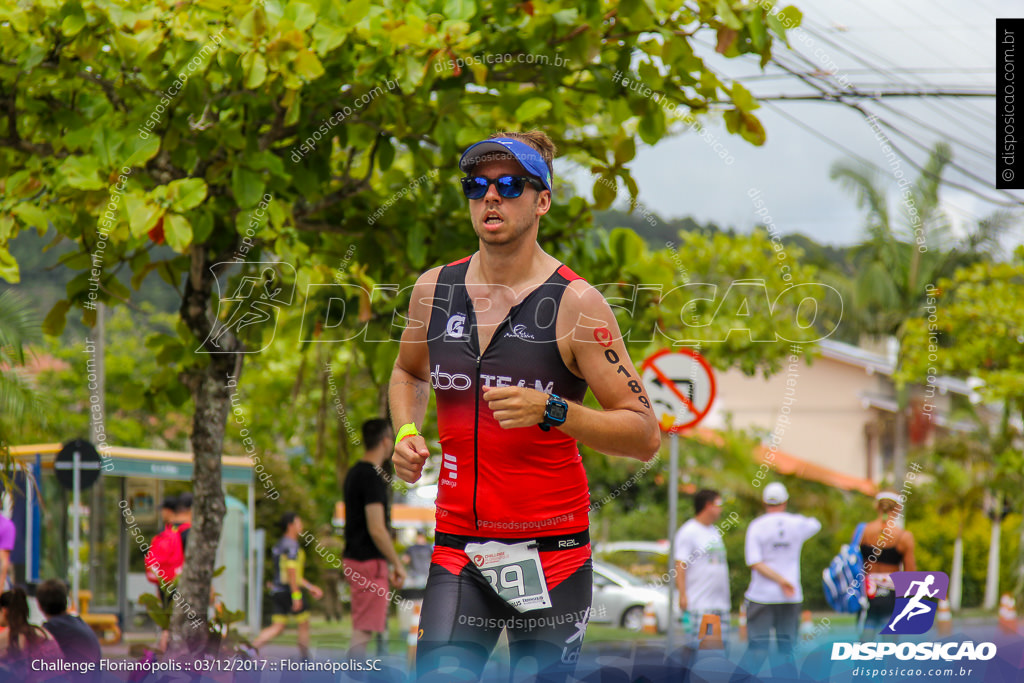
left=7, top=444, right=263, bottom=633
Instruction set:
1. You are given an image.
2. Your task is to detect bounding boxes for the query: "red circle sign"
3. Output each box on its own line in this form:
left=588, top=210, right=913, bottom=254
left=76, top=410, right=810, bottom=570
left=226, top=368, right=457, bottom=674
left=641, top=349, right=717, bottom=433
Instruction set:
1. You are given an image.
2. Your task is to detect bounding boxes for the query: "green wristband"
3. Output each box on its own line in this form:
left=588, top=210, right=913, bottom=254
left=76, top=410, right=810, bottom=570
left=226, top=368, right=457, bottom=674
left=395, top=423, right=419, bottom=446
left=292, top=591, right=302, bottom=600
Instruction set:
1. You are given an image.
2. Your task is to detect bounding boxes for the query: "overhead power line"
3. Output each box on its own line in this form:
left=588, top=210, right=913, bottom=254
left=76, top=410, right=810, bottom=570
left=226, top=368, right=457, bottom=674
left=740, top=68, right=995, bottom=82
left=799, top=17, right=992, bottom=127
left=767, top=53, right=1020, bottom=206
left=720, top=89, right=994, bottom=101
left=759, top=48, right=996, bottom=163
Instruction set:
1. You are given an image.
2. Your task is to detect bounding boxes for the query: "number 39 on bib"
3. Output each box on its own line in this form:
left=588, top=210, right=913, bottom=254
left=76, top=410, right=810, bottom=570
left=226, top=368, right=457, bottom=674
left=464, top=540, right=552, bottom=612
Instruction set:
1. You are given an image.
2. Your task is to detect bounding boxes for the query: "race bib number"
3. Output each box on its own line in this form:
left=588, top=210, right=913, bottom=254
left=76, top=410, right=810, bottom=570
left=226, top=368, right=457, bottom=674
left=464, top=540, right=552, bottom=612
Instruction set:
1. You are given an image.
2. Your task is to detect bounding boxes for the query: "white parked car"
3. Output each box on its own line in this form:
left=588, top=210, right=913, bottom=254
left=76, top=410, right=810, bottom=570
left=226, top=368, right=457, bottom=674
left=590, top=560, right=670, bottom=632
left=594, top=540, right=670, bottom=582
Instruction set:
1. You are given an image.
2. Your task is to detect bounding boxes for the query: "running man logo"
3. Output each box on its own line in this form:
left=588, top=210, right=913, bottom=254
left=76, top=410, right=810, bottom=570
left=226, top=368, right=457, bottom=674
left=883, top=571, right=950, bottom=635
left=200, top=263, right=296, bottom=354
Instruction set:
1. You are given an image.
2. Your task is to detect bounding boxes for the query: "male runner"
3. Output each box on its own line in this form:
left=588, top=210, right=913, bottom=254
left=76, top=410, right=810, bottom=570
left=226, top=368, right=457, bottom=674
left=390, top=130, right=660, bottom=682
left=252, top=512, right=323, bottom=659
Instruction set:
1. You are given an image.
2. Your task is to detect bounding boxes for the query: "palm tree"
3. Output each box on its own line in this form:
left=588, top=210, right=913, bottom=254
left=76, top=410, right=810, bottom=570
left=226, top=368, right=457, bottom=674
left=829, top=142, right=1013, bottom=478
left=924, top=429, right=991, bottom=610
left=0, top=290, right=44, bottom=449
left=831, top=143, right=1020, bottom=613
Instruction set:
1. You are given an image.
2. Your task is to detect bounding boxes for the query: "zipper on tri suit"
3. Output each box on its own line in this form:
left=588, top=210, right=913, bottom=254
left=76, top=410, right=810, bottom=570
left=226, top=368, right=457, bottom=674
left=471, top=314, right=515, bottom=533
left=473, top=353, right=481, bottom=531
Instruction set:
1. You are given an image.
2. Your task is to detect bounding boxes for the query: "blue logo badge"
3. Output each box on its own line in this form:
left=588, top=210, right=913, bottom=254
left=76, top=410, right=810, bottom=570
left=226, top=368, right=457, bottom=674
left=883, top=571, right=949, bottom=635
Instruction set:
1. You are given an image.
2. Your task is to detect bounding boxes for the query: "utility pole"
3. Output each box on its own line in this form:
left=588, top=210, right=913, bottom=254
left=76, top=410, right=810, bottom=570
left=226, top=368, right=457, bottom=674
left=88, top=302, right=105, bottom=596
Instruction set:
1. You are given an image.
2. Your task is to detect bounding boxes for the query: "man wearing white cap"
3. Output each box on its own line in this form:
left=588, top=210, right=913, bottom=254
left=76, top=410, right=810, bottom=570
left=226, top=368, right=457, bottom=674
left=736, top=482, right=821, bottom=680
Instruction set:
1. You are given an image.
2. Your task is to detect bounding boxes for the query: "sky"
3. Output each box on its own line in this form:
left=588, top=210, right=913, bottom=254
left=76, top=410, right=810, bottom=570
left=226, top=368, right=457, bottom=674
left=567, top=0, right=1020, bottom=247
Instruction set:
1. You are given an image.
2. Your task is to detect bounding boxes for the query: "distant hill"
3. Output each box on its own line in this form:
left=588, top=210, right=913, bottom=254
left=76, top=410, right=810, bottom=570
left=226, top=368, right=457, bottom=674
left=592, top=208, right=854, bottom=273
left=1, top=228, right=180, bottom=336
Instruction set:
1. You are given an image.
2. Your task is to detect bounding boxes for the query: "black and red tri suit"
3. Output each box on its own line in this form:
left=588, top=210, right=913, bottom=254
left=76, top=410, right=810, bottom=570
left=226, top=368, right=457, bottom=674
left=416, top=254, right=595, bottom=682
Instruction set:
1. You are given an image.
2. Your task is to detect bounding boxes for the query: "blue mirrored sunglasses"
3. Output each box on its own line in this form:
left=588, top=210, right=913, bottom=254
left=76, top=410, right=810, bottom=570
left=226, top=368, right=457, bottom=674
left=460, top=174, right=545, bottom=199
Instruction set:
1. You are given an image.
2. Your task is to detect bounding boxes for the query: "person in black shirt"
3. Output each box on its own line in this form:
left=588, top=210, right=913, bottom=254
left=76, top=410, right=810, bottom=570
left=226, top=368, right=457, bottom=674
left=343, top=419, right=406, bottom=658
left=36, top=579, right=101, bottom=666
left=402, top=532, right=433, bottom=593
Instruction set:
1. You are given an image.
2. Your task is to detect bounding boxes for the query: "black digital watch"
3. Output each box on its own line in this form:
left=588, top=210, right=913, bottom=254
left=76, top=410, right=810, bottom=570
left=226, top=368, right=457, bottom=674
left=539, top=393, right=569, bottom=431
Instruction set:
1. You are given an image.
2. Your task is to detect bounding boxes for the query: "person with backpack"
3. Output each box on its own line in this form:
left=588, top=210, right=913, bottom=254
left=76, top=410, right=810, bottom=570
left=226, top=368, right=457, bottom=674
left=145, top=494, right=191, bottom=651
left=858, top=491, right=916, bottom=640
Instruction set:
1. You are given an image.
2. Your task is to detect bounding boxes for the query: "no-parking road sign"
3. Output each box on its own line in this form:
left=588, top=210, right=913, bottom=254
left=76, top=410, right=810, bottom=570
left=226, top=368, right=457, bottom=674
left=641, top=349, right=716, bottom=433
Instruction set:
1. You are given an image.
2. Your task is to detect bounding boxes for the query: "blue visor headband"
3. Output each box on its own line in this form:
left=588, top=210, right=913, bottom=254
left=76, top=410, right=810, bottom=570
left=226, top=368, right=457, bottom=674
left=458, top=138, right=553, bottom=192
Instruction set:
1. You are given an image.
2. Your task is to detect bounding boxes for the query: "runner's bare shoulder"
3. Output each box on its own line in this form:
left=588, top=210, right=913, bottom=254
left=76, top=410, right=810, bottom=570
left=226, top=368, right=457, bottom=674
left=404, top=266, right=444, bottom=332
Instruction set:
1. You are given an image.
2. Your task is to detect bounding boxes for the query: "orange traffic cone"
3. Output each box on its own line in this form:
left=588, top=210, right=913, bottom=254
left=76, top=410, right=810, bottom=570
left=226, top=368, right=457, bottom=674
left=697, top=613, right=724, bottom=650
left=999, top=593, right=1019, bottom=635
left=407, top=601, right=422, bottom=670
left=642, top=603, right=658, bottom=634
left=936, top=599, right=952, bottom=637
left=738, top=602, right=748, bottom=642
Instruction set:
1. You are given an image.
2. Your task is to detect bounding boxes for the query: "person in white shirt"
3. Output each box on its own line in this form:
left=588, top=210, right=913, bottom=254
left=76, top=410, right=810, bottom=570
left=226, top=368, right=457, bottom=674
left=737, top=482, right=821, bottom=680
left=674, top=489, right=731, bottom=644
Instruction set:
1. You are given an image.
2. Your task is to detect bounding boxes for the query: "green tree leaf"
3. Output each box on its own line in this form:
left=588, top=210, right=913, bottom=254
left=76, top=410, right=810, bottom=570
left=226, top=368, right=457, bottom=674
left=731, top=82, right=758, bottom=112
left=163, top=213, right=193, bottom=252
left=11, top=204, right=50, bottom=232
left=514, top=98, right=552, bottom=122
left=124, top=134, right=160, bottom=166
left=232, top=167, right=265, bottom=209
left=715, top=0, right=744, bottom=30
left=593, top=175, right=617, bottom=210
left=614, top=137, right=636, bottom=166
left=343, top=0, right=371, bottom=24
left=59, top=155, right=105, bottom=190
left=284, top=2, right=317, bottom=31
left=293, top=49, right=325, bottom=81
left=312, top=21, right=346, bottom=55
left=0, top=248, right=19, bottom=284
left=42, top=300, right=71, bottom=336
left=167, top=178, right=208, bottom=213
left=443, top=0, right=476, bottom=22
left=125, top=194, right=163, bottom=237
left=747, top=9, right=768, bottom=52
left=244, top=52, right=268, bottom=89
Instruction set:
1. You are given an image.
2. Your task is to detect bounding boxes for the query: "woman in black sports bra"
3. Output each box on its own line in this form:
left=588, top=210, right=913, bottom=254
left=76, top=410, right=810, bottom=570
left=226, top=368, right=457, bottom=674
left=858, top=492, right=917, bottom=640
